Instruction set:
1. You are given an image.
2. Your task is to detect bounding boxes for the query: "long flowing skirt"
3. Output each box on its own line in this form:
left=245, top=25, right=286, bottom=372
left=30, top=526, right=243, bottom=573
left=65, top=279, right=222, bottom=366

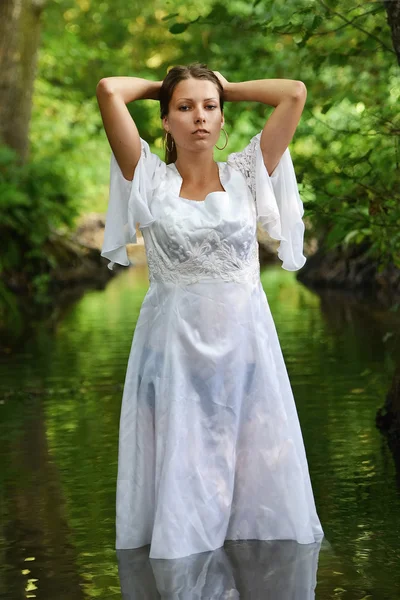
left=116, top=279, right=324, bottom=559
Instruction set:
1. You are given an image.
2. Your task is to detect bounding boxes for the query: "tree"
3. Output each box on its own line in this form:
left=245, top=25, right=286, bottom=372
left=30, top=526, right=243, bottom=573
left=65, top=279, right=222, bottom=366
left=0, top=0, right=48, bottom=162
left=385, top=0, right=400, bottom=65
left=166, top=0, right=400, bottom=269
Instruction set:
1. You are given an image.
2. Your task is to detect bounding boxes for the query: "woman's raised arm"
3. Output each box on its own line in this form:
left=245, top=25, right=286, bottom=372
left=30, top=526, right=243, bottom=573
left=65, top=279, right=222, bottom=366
left=216, top=75, right=307, bottom=176
left=96, top=77, right=161, bottom=181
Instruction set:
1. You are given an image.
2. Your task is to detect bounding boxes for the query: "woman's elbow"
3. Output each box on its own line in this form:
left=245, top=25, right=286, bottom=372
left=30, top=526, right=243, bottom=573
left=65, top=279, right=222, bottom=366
left=292, top=81, right=307, bottom=100
left=96, top=78, right=113, bottom=96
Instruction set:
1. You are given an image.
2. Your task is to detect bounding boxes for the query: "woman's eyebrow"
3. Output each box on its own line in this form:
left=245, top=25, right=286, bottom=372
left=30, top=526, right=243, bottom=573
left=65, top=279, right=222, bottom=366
left=176, top=97, right=218, bottom=102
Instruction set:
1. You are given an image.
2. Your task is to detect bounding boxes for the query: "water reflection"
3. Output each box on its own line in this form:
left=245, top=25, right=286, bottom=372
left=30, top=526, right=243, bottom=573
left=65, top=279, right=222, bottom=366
left=1, top=266, right=400, bottom=598
left=117, top=539, right=323, bottom=599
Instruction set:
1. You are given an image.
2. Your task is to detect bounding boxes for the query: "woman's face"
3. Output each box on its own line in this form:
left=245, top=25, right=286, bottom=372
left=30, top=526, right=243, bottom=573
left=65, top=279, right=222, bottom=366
left=162, top=77, right=224, bottom=155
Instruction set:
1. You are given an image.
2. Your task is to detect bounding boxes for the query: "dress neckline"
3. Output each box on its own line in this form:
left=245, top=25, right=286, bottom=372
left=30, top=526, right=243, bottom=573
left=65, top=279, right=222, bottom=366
left=169, top=162, right=228, bottom=203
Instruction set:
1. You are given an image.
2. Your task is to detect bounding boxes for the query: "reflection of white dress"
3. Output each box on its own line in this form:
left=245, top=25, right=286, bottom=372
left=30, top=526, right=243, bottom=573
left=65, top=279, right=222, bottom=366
left=117, top=538, right=323, bottom=598
left=101, top=133, right=324, bottom=560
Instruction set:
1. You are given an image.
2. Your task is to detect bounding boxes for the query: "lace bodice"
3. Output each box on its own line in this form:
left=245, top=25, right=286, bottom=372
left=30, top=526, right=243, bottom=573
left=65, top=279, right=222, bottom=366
left=143, top=227, right=260, bottom=286
left=101, top=133, right=307, bottom=274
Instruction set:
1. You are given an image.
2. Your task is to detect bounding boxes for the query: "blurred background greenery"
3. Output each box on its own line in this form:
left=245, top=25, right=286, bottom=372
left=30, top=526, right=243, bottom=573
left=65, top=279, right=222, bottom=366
left=0, top=0, right=399, bottom=308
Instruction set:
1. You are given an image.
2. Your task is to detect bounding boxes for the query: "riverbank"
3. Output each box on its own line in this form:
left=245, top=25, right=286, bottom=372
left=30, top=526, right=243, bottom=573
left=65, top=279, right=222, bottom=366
left=5, top=213, right=400, bottom=309
left=297, top=241, right=400, bottom=310
left=2, top=214, right=400, bottom=346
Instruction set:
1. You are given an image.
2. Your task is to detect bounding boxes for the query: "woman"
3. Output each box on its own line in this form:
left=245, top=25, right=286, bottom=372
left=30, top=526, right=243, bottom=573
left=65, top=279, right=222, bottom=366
left=96, top=64, right=324, bottom=560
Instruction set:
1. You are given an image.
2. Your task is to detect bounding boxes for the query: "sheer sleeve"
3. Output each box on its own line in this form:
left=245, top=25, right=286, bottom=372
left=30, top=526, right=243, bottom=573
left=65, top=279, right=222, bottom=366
left=101, top=138, right=164, bottom=271
left=227, top=132, right=306, bottom=271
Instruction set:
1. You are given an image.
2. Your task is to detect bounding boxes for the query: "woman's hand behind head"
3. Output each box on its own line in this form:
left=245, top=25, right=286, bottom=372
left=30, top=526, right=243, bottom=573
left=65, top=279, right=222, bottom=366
left=213, top=71, right=229, bottom=91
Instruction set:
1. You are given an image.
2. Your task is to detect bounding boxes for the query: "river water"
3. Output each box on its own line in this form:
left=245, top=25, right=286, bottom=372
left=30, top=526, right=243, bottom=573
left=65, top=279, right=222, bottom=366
left=1, top=265, right=399, bottom=599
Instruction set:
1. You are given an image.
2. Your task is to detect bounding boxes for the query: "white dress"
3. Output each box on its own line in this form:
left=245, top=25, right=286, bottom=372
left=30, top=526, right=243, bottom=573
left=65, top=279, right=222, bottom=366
left=101, top=132, right=324, bottom=560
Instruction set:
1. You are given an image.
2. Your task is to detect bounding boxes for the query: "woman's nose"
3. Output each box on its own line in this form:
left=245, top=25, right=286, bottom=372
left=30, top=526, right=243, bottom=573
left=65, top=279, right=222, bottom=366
left=194, top=107, right=206, bottom=122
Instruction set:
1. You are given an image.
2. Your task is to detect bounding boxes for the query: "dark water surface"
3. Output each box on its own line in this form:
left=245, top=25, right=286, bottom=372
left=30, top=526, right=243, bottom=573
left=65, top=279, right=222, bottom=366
left=1, top=265, right=400, bottom=599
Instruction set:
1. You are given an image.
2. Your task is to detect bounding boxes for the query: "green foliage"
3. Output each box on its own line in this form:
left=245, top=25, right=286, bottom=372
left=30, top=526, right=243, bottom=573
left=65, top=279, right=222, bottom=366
left=0, top=144, right=79, bottom=281
left=16, top=0, right=400, bottom=291
left=169, top=22, right=189, bottom=34
left=164, top=0, right=400, bottom=269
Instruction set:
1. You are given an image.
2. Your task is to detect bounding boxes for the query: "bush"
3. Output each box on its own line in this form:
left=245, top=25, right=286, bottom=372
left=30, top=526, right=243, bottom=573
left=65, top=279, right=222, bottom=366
left=0, top=144, right=80, bottom=278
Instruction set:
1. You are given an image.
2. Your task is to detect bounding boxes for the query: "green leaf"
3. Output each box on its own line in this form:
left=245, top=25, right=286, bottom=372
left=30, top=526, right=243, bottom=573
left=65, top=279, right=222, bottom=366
left=290, top=13, right=303, bottom=26
left=321, top=102, right=333, bottom=114
left=162, top=12, right=180, bottom=21
left=169, top=22, right=189, bottom=34
left=311, top=15, right=324, bottom=30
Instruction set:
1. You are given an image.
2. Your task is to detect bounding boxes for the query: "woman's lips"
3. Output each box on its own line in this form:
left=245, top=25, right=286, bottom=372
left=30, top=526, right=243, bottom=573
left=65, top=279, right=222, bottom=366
left=193, top=129, right=209, bottom=137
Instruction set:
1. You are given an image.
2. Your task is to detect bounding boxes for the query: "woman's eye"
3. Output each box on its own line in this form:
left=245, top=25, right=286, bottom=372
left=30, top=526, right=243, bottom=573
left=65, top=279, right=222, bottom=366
left=179, top=105, right=189, bottom=111
left=206, top=105, right=217, bottom=109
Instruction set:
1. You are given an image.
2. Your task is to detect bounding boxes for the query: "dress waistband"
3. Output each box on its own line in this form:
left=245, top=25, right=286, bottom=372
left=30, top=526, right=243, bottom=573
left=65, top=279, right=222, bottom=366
left=148, top=260, right=260, bottom=286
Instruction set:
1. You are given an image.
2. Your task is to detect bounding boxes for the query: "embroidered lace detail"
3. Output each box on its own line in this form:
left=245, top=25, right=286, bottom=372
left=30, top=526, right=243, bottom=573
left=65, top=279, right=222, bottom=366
left=145, top=229, right=260, bottom=285
left=227, top=134, right=260, bottom=200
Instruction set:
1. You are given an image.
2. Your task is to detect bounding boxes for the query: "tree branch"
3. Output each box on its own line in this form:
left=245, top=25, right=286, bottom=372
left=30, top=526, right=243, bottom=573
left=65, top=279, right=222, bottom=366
left=316, top=0, right=396, bottom=54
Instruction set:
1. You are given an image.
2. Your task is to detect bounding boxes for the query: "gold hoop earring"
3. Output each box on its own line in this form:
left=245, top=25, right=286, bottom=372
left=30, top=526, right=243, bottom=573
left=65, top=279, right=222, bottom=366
left=215, top=128, right=228, bottom=151
left=164, top=132, right=175, bottom=153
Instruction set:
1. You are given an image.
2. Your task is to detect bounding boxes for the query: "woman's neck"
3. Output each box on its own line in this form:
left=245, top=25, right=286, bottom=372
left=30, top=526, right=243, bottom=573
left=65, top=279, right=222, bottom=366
left=175, top=151, right=218, bottom=185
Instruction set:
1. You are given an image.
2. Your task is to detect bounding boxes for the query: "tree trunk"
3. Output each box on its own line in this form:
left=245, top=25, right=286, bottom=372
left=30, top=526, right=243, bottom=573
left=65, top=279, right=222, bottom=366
left=378, top=0, right=400, bottom=477
left=384, top=0, right=400, bottom=66
left=376, top=365, right=400, bottom=482
left=0, top=0, right=47, bottom=162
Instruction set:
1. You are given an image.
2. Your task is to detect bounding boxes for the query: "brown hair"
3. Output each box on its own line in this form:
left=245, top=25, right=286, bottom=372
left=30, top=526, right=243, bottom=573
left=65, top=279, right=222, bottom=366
left=159, top=63, right=224, bottom=164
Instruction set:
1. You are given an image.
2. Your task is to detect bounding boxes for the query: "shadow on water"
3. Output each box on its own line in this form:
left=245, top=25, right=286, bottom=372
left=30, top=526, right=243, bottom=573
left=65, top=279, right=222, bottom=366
left=0, top=391, right=86, bottom=599
left=0, top=278, right=112, bottom=355
left=1, top=264, right=400, bottom=599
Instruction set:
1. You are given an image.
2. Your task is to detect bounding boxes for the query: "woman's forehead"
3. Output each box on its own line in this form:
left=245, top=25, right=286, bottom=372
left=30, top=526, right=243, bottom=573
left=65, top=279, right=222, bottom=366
left=172, top=78, right=219, bottom=102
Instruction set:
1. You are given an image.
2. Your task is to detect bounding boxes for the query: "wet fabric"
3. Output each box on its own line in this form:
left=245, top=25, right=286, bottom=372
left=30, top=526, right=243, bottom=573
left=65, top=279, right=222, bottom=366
left=102, top=133, right=324, bottom=559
